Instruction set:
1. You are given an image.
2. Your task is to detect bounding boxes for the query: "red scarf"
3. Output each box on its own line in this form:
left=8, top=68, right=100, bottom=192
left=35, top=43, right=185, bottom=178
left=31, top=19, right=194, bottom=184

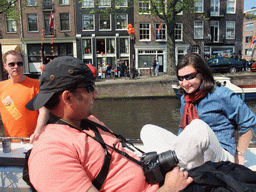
left=179, top=89, right=207, bottom=129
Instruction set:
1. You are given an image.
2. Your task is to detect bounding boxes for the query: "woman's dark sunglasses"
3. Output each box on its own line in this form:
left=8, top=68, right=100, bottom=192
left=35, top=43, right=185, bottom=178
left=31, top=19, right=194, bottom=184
left=177, top=72, right=198, bottom=81
left=8, top=62, right=24, bottom=67
left=76, top=84, right=95, bottom=93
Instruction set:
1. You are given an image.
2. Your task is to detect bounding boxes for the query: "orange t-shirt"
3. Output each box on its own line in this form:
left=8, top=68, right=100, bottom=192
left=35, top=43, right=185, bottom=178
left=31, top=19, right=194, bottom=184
left=0, top=77, right=39, bottom=137
left=29, top=116, right=159, bottom=192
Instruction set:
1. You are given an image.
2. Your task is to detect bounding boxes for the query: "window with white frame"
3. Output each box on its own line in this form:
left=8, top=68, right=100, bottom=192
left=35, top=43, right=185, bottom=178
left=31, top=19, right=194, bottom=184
left=139, top=23, right=150, bottom=40
left=99, top=14, right=111, bottom=30
left=245, top=36, right=253, bottom=43
left=194, top=20, right=203, bottom=39
left=120, top=38, right=129, bottom=53
left=194, top=0, right=203, bottom=13
left=6, top=17, right=17, bottom=32
left=106, top=38, right=115, bottom=53
left=175, top=23, right=183, bottom=41
left=44, top=13, right=52, bottom=35
left=227, top=0, right=235, bottom=14
left=155, top=23, right=166, bottom=40
left=116, top=14, right=127, bottom=30
left=26, top=0, right=36, bottom=6
left=245, top=49, right=252, bottom=56
left=59, top=0, right=69, bottom=5
left=99, top=0, right=111, bottom=7
left=192, top=46, right=199, bottom=53
left=245, top=23, right=253, bottom=31
left=155, top=0, right=166, bottom=14
left=84, top=39, right=92, bottom=54
left=139, top=0, right=150, bottom=14
left=60, top=13, right=70, bottom=31
left=210, top=0, right=220, bottom=16
left=82, top=0, right=94, bottom=7
left=115, top=0, right=127, bottom=7
left=27, top=14, right=38, bottom=32
left=82, top=14, right=94, bottom=31
left=226, top=21, right=235, bottom=39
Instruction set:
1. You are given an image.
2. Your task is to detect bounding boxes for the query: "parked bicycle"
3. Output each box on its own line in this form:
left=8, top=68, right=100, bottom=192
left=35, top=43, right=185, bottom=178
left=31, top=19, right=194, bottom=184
left=124, top=67, right=140, bottom=80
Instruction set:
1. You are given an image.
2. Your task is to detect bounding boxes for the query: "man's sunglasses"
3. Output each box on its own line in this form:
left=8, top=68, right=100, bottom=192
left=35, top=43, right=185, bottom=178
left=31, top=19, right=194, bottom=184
left=76, top=84, right=95, bottom=93
left=8, top=62, right=24, bottom=67
left=177, top=72, right=198, bottom=81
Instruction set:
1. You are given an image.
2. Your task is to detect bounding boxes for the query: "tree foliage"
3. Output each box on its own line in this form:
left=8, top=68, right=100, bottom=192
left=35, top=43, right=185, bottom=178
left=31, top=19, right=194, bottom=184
left=245, top=13, right=256, bottom=20
left=138, top=0, right=196, bottom=74
left=0, top=0, right=19, bottom=17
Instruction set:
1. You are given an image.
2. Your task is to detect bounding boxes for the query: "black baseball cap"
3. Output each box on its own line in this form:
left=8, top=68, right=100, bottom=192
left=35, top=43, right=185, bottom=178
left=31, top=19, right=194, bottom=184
left=26, top=56, right=94, bottom=111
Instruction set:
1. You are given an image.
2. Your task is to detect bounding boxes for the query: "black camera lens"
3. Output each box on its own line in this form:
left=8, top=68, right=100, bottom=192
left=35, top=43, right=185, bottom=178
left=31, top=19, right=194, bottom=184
left=158, top=150, right=179, bottom=173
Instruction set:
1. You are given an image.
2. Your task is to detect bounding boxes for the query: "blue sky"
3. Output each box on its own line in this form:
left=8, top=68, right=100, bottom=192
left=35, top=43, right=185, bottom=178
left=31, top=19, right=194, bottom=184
left=244, top=0, right=256, bottom=11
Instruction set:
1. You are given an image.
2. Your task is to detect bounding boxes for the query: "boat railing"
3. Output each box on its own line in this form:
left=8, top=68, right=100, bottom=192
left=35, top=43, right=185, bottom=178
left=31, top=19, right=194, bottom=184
left=0, top=137, right=30, bottom=142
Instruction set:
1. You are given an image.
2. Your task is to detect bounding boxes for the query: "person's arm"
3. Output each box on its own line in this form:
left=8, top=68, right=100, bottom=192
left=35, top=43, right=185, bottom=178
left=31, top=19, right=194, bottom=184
left=235, top=129, right=253, bottom=165
left=30, top=106, right=49, bottom=143
left=221, top=89, right=256, bottom=164
left=156, top=167, right=193, bottom=192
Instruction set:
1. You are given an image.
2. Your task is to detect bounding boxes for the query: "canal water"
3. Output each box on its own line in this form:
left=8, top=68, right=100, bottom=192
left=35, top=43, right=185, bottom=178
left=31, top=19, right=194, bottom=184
left=1, top=97, right=256, bottom=141
left=93, top=97, right=256, bottom=141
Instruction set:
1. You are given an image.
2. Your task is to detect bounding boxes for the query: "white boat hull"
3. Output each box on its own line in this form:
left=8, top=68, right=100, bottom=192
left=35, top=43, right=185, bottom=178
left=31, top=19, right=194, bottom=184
left=1, top=140, right=256, bottom=191
left=172, top=76, right=256, bottom=101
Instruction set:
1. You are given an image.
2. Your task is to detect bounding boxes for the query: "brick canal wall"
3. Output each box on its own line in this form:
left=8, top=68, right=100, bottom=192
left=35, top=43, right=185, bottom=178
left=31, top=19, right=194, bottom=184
left=95, top=76, right=177, bottom=98
left=95, top=73, right=256, bottom=98
left=228, top=73, right=256, bottom=86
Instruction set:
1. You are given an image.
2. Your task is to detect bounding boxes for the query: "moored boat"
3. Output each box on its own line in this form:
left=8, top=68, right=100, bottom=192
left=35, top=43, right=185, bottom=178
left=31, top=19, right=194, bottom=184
left=172, top=76, right=256, bottom=101
left=1, top=138, right=256, bottom=191
left=0, top=138, right=32, bottom=191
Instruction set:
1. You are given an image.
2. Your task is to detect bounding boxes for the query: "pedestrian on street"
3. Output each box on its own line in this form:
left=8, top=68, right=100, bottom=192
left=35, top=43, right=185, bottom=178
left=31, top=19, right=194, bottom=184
left=152, top=57, right=156, bottom=76
left=155, top=59, right=159, bottom=76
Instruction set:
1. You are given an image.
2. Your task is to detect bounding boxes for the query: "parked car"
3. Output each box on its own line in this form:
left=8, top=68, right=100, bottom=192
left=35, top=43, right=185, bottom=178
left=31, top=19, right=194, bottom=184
left=86, top=64, right=98, bottom=79
left=250, top=62, right=256, bottom=72
left=206, top=57, right=244, bottom=73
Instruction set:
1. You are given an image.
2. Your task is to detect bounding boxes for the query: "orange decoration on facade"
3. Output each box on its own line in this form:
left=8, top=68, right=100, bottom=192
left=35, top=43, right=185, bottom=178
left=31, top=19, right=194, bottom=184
left=127, top=24, right=135, bottom=35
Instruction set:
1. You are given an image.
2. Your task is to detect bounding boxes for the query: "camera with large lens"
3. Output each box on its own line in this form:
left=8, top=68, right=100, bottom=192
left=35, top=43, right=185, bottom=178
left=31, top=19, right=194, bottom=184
left=141, top=150, right=179, bottom=184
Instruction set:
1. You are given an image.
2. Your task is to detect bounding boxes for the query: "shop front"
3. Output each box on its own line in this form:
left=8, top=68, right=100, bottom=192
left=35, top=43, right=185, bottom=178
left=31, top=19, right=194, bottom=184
left=81, top=36, right=130, bottom=78
left=24, top=41, right=75, bottom=78
left=135, top=44, right=167, bottom=75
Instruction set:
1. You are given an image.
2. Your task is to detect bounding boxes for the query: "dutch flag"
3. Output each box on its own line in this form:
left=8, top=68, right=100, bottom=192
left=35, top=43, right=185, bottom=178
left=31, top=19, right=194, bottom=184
left=49, top=11, right=54, bottom=30
left=157, top=24, right=163, bottom=39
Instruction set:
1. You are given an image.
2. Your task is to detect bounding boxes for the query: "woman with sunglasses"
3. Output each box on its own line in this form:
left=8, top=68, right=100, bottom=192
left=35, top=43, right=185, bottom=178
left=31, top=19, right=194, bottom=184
left=141, top=53, right=256, bottom=170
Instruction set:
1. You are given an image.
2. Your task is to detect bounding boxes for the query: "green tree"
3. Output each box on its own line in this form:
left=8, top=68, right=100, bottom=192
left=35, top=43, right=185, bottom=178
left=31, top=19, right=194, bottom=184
left=0, top=0, right=18, bottom=16
left=138, top=0, right=195, bottom=74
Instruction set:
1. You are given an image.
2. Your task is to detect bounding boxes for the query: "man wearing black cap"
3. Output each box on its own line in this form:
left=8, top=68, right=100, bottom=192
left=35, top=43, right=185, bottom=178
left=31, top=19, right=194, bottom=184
left=26, top=56, right=192, bottom=192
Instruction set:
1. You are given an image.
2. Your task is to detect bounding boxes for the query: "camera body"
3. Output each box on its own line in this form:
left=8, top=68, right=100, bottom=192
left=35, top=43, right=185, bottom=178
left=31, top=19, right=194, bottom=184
left=141, top=150, right=179, bottom=184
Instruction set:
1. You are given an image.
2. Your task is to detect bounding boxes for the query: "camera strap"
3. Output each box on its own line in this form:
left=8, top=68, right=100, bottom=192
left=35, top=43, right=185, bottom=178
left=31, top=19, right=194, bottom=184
left=82, top=119, right=145, bottom=155
left=79, top=119, right=145, bottom=167
left=57, top=118, right=111, bottom=190
left=58, top=118, right=145, bottom=189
